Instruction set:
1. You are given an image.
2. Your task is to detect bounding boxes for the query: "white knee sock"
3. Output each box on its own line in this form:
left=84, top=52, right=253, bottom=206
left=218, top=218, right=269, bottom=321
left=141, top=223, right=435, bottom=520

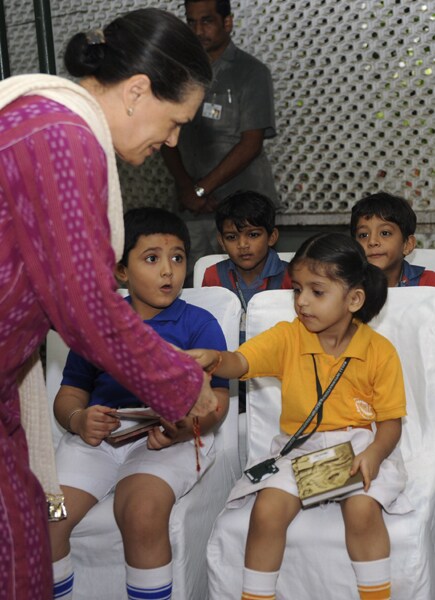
left=53, top=553, right=74, bottom=600
left=241, top=567, right=279, bottom=599
left=351, top=557, right=391, bottom=599
left=126, top=562, right=172, bottom=600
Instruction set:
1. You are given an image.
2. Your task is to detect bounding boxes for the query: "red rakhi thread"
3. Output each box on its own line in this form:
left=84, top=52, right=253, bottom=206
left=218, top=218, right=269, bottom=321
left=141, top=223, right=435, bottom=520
left=193, top=416, right=204, bottom=473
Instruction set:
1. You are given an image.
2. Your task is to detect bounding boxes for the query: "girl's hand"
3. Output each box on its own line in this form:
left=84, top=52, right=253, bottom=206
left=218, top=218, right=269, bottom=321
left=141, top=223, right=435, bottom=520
left=185, top=348, right=221, bottom=373
left=350, top=445, right=383, bottom=492
left=73, top=405, right=120, bottom=446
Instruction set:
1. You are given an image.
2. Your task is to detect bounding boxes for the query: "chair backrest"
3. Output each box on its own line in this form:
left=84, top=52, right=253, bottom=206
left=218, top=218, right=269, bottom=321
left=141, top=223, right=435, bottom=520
left=407, top=248, right=435, bottom=271
left=244, top=288, right=435, bottom=465
left=193, top=252, right=295, bottom=288
left=46, top=287, right=243, bottom=462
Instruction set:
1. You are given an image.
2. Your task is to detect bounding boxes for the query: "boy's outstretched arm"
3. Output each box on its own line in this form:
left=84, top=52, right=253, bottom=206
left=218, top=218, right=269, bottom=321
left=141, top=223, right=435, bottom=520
left=186, top=349, right=249, bottom=380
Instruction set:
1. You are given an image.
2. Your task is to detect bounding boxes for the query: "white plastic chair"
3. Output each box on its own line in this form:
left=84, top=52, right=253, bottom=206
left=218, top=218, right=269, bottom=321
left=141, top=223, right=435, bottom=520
left=193, top=252, right=295, bottom=288
left=46, top=287, right=242, bottom=600
left=207, top=287, right=435, bottom=599
left=408, top=248, right=435, bottom=271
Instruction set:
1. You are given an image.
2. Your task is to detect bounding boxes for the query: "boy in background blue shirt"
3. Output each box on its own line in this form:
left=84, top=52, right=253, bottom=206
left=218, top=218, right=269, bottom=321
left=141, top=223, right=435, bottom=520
left=202, top=190, right=292, bottom=412
left=351, top=191, right=435, bottom=287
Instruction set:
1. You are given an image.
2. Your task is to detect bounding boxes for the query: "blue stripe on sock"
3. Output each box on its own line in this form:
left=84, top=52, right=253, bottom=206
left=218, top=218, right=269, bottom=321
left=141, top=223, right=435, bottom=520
left=127, top=582, right=172, bottom=600
left=53, top=573, right=74, bottom=598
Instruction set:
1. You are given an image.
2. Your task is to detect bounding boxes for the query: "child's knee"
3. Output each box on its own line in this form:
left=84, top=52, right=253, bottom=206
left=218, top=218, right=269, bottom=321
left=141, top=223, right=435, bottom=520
left=343, top=495, right=384, bottom=535
left=251, top=489, right=298, bottom=531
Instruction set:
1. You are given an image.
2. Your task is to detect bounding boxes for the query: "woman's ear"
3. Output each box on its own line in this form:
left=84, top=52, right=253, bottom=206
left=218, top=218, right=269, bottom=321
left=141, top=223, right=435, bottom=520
left=348, top=287, right=365, bottom=314
left=123, top=74, right=152, bottom=112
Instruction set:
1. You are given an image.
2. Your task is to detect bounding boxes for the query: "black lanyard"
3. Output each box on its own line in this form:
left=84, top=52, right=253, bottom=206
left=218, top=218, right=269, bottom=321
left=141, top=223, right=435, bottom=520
left=244, top=354, right=351, bottom=484
left=278, top=355, right=351, bottom=458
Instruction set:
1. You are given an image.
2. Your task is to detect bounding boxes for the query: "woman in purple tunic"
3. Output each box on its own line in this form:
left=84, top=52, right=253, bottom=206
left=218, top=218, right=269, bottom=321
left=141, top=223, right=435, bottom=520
left=0, top=8, right=213, bottom=600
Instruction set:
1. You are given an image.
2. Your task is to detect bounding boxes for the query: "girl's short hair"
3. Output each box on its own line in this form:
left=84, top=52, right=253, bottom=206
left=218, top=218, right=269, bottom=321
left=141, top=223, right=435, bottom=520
left=289, top=233, right=387, bottom=323
left=64, top=8, right=212, bottom=102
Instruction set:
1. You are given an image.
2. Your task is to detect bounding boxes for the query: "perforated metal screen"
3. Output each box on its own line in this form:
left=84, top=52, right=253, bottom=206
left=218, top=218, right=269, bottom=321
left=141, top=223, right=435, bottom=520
left=3, top=0, right=435, bottom=242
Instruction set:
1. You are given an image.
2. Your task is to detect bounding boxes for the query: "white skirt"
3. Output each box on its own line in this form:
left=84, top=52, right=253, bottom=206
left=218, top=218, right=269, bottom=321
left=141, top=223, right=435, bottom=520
left=228, top=428, right=412, bottom=515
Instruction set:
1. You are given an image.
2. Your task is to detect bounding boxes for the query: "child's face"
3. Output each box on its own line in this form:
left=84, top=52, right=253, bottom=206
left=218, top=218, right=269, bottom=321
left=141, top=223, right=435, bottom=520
left=116, top=233, right=186, bottom=320
left=292, top=263, right=363, bottom=339
left=354, top=216, right=415, bottom=285
left=218, top=220, right=278, bottom=279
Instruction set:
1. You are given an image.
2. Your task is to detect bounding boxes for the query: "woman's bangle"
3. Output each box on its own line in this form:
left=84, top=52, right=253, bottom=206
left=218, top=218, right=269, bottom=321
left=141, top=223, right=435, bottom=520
left=66, top=408, right=84, bottom=433
left=209, top=351, right=223, bottom=376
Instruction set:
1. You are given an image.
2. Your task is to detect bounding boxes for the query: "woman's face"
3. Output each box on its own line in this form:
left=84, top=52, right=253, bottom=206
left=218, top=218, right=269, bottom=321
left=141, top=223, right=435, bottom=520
left=114, top=84, right=204, bottom=166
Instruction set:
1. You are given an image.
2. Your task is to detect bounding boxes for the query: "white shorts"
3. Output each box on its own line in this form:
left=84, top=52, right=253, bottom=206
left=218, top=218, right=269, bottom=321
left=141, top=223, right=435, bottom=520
left=55, top=428, right=215, bottom=501
left=228, top=428, right=412, bottom=515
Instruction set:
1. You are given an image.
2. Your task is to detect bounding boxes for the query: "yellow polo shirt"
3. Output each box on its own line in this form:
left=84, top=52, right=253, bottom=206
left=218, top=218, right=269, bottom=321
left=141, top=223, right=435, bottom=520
left=238, top=318, right=406, bottom=435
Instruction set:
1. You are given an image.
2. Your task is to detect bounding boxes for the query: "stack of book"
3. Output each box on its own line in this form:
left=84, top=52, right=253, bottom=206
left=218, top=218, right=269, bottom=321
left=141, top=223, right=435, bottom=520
left=291, top=441, right=364, bottom=508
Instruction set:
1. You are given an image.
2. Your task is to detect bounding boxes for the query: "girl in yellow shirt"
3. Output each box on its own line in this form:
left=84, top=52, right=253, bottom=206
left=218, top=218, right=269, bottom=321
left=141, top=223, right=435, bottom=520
left=189, top=232, right=410, bottom=600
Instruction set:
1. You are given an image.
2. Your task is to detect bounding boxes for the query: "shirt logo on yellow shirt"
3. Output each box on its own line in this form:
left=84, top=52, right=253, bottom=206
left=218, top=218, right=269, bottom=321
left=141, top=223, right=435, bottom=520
left=354, top=398, right=375, bottom=420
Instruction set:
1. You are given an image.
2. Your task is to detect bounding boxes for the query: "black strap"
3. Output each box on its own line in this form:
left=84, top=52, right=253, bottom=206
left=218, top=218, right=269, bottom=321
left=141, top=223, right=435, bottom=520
left=277, top=355, right=351, bottom=458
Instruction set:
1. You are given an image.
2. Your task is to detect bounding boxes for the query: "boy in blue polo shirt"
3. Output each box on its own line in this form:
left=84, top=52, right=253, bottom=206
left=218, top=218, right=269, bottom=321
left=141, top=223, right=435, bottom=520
left=50, top=207, right=229, bottom=600
left=351, top=191, right=435, bottom=287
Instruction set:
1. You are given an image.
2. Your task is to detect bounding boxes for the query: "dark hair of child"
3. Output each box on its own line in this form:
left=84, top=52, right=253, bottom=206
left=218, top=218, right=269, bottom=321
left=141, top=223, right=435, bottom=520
left=289, top=233, right=388, bottom=324
left=120, top=207, right=191, bottom=267
left=350, top=192, right=416, bottom=240
left=215, top=190, right=276, bottom=236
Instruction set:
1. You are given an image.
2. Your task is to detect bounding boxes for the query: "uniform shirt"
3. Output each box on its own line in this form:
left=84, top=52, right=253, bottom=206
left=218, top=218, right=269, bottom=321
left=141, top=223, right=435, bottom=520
left=62, top=297, right=228, bottom=408
left=238, top=318, right=406, bottom=435
left=202, top=248, right=292, bottom=308
left=177, top=41, right=277, bottom=204
left=399, top=260, right=435, bottom=287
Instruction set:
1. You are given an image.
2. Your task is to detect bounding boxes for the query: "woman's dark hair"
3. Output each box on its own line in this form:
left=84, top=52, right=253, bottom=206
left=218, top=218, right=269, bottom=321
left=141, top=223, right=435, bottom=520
left=64, top=8, right=212, bottom=102
left=215, top=190, right=276, bottom=235
left=289, top=233, right=388, bottom=323
left=120, top=207, right=191, bottom=267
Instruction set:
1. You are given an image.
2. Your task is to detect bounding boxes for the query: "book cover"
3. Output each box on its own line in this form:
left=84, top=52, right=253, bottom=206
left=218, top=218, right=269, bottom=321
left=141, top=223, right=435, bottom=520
left=109, top=407, right=160, bottom=420
left=105, top=408, right=160, bottom=446
left=291, top=441, right=364, bottom=508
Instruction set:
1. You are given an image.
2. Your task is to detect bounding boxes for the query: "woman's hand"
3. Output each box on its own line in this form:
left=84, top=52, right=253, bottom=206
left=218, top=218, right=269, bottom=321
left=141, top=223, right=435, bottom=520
left=188, top=371, right=218, bottom=417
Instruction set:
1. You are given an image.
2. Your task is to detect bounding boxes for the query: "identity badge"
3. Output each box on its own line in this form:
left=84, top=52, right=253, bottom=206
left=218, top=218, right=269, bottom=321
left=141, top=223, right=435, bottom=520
left=203, top=102, right=222, bottom=120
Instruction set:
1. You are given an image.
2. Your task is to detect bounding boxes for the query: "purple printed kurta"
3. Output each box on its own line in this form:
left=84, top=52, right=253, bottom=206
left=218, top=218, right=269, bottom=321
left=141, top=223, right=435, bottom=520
left=0, top=95, right=203, bottom=599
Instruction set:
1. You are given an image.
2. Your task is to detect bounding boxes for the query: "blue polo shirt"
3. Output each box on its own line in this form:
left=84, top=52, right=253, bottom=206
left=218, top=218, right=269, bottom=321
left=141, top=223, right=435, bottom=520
left=61, top=297, right=228, bottom=408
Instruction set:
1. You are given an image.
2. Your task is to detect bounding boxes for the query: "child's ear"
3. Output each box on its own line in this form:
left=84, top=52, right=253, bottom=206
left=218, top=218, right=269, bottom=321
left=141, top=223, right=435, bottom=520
left=403, top=234, right=416, bottom=257
left=217, top=233, right=227, bottom=253
left=348, top=288, right=365, bottom=314
left=268, top=227, right=279, bottom=247
left=115, top=263, right=128, bottom=285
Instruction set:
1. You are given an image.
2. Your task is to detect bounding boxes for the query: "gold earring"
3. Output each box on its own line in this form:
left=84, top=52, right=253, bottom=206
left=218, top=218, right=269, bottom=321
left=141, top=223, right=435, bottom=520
left=127, top=107, right=134, bottom=117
